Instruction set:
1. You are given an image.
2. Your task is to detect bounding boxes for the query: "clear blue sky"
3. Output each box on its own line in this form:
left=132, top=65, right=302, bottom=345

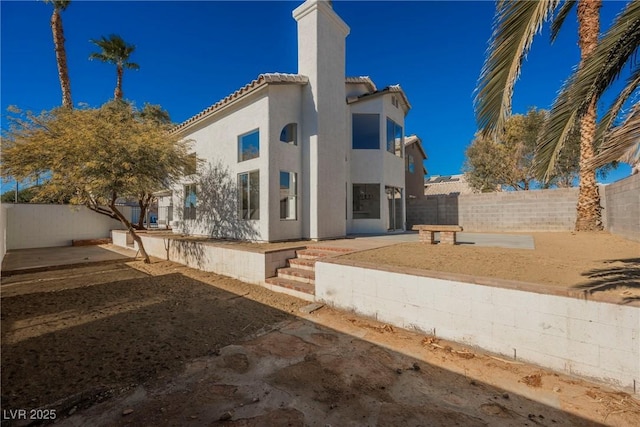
left=1, top=0, right=632, bottom=193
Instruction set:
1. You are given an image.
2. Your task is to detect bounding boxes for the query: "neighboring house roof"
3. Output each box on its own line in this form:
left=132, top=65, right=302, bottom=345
left=404, top=135, right=427, bottom=160
left=346, top=84, right=412, bottom=112
left=424, top=174, right=476, bottom=196
left=172, top=73, right=309, bottom=134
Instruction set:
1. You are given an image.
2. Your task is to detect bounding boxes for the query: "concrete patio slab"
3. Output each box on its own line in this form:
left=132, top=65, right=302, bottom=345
left=1, top=244, right=138, bottom=276
left=457, top=232, right=535, bottom=249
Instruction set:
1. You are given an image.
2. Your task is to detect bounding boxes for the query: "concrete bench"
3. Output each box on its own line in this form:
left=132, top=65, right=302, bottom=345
left=411, top=225, right=463, bottom=245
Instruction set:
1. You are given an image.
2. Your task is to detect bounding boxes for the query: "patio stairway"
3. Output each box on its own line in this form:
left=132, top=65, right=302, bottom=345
left=265, top=246, right=354, bottom=300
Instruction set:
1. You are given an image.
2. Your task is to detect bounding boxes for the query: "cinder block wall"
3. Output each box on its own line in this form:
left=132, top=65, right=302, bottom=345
left=406, top=195, right=458, bottom=228
left=458, top=188, right=579, bottom=232
left=602, top=174, right=640, bottom=242
left=408, top=175, right=639, bottom=237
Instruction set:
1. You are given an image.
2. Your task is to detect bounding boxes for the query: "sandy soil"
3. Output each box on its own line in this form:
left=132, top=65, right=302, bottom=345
left=339, top=232, right=640, bottom=304
left=1, top=258, right=639, bottom=426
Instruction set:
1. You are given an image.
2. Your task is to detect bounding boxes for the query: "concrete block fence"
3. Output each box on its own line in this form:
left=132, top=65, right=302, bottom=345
left=315, top=259, right=640, bottom=392
left=406, top=195, right=459, bottom=227
left=408, top=174, right=639, bottom=239
left=602, top=173, right=640, bottom=242
left=458, top=188, right=579, bottom=232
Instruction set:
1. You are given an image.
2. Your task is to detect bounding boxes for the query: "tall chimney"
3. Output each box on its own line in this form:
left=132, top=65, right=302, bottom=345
left=293, top=0, right=350, bottom=239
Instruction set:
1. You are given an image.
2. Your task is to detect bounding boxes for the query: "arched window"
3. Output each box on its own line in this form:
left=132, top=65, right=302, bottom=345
left=280, top=123, right=297, bottom=145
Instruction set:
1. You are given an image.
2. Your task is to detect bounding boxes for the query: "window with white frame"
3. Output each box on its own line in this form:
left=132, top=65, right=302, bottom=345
left=238, top=170, right=260, bottom=220
left=280, top=123, right=297, bottom=145
left=238, top=129, right=259, bottom=162
left=386, top=118, right=403, bottom=157
left=352, top=183, right=380, bottom=219
left=183, top=183, right=197, bottom=220
left=279, top=171, right=297, bottom=220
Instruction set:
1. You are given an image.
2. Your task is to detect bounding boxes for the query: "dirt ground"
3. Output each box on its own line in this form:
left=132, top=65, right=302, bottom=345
left=2, top=255, right=639, bottom=426
left=340, top=231, right=640, bottom=304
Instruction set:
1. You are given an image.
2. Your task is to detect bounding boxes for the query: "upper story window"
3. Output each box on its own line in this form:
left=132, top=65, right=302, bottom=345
left=386, top=118, right=403, bottom=157
left=392, top=96, right=399, bottom=108
left=408, top=154, right=415, bottom=173
left=280, top=123, right=297, bottom=145
left=238, top=129, right=259, bottom=162
left=352, top=114, right=380, bottom=150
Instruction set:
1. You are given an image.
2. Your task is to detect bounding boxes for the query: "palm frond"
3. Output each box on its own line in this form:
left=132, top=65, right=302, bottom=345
left=88, top=52, right=108, bottom=62
left=475, top=0, right=559, bottom=137
left=89, top=34, right=137, bottom=65
left=536, top=1, right=640, bottom=179
left=44, top=0, right=71, bottom=11
left=535, top=87, right=581, bottom=180
left=587, top=104, right=640, bottom=168
left=551, top=0, right=576, bottom=43
left=594, top=64, right=640, bottom=148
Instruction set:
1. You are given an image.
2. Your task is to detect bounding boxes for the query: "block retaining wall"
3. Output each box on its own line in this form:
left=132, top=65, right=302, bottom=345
left=111, top=230, right=300, bottom=286
left=315, top=259, right=639, bottom=392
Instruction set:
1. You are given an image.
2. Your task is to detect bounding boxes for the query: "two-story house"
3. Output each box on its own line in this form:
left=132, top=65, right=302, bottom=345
left=159, top=0, right=413, bottom=241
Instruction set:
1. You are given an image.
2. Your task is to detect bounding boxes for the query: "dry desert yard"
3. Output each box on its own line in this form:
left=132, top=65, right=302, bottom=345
left=1, top=231, right=639, bottom=426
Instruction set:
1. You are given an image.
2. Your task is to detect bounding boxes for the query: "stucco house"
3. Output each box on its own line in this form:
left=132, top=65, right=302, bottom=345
left=404, top=135, right=428, bottom=200
left=159, top=0, right=413, bottom=242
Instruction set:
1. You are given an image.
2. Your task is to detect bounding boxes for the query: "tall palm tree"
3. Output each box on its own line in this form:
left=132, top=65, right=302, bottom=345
left=475, top=0, right=639, bottom=231
left=45, top=0, right=73, bottom=108
left=89, top=34, right=139, bottom=100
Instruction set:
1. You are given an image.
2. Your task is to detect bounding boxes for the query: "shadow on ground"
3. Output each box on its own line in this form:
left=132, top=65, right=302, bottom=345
left=575, top=257, right=640, bottom=304
left=0, top=261, right=629, bottom=426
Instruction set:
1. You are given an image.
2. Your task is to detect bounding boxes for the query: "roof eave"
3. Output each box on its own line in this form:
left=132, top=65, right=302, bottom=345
left=172, top=82, right=270, bottom=136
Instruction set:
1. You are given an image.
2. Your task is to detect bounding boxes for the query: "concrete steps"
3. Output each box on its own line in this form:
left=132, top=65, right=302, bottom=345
left=265, top=246, right=355, bottom=297
left=288, top=258, right=316, bottom=271
left=264, top=277, right=315, bottom=295
left=276, top=267, right=315, bottom=284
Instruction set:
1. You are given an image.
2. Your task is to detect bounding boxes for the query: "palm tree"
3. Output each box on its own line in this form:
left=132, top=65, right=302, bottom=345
left=475, top=0, right=639, bottom=231
left=45, top=0, right=73, bottom=108
left=89, top=34, right=139, bottom=100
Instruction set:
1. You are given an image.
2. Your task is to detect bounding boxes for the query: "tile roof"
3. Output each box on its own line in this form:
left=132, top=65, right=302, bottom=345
left=424, top=174, right=477, bottom=196
left=345, top=76, right=377, bottom=93
left=171, top=73, right=309, bottom=134
left=346, top=84, right=412, bottom=112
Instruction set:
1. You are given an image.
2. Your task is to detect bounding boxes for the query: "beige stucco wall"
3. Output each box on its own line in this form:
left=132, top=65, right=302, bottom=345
left=4, top=204, right=130, bottom=250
